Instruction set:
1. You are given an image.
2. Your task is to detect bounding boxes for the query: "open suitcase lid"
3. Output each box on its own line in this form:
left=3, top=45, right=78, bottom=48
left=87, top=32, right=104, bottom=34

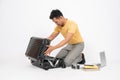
left=25, top=37, right=50, bottom=61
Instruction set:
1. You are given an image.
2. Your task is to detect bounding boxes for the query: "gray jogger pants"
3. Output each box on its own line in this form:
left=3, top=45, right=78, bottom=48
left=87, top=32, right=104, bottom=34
left=56, top=42, right=84, bottom=67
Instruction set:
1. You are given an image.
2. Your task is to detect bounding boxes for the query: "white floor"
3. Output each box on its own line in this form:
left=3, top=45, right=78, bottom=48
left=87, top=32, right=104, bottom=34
left=0, top=54, right=120, bottom=80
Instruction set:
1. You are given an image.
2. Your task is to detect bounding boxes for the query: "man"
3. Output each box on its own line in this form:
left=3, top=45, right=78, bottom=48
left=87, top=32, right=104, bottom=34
left=44, top=9, right=85, bottom=67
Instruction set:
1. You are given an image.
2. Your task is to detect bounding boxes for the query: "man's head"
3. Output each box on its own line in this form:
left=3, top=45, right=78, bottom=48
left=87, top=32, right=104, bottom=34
left=49, top=9, right=66, bottom=26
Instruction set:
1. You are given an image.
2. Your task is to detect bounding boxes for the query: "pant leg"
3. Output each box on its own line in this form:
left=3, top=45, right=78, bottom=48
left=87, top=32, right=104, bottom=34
left=72, top=54, right=82, bottom=65
left=56, top=44, right=73, bottom=59
left=64, top=42, right=84, bottom=67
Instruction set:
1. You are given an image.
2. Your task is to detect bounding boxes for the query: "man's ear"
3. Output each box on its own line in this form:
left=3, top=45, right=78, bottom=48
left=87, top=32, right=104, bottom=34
left=59, top=16, right=63, bottom=19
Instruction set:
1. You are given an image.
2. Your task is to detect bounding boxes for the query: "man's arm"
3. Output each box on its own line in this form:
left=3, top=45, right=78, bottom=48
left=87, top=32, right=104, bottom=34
left=53, top=32, right=74, bottom=49
left=47, top=32, right=59, bottom=41
left=45, top=32, right=74, bottom=55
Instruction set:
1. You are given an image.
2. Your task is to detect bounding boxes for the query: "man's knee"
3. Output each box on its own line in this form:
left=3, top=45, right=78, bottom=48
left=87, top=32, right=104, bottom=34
left=64, top=58, right=74, bottom=67
left=64, top=54, right=83, bottom=67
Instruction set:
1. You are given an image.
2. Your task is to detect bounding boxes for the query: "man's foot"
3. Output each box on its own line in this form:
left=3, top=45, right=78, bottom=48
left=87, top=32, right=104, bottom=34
left=77, top=53, right=86, bottom=64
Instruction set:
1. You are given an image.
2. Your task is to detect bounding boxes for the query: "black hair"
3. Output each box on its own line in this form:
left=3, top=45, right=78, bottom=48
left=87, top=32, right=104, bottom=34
left=49, top=9, right=63, bottom=19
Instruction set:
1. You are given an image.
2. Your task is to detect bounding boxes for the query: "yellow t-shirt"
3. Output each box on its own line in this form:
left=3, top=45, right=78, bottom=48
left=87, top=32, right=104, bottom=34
left=54, top=19, right=84, bottom=44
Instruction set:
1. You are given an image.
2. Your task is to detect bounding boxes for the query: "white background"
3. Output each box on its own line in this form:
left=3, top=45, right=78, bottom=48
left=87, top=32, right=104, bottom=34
left=0, top=0, right=120, bottom=80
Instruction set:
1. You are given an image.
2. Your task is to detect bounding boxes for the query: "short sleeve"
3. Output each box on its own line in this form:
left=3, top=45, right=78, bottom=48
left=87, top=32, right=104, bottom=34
left=68, top=23, right=77, bottom=33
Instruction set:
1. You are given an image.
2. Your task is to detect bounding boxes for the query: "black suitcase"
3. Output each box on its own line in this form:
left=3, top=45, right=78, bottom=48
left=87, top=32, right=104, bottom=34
left=25, top=37, right=66, bottom=70
left=25, top=37, right=50, bottom=61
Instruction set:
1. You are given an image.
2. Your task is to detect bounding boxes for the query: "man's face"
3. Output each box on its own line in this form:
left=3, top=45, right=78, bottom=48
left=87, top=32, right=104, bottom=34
left=52, top=17, right=64, bottom=26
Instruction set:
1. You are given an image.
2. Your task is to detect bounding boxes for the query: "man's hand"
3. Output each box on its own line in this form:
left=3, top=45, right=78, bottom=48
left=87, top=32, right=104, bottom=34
left=44, top=45, right=55, bottom=55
